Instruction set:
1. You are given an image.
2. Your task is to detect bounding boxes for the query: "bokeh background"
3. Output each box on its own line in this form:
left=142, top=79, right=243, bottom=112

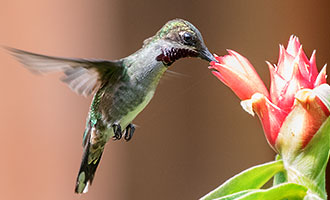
left=1, top=0, right=330, bottom=199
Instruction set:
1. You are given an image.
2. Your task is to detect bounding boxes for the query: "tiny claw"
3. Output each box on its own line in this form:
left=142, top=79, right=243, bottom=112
left=124, top=124, right=135, bottom=142
left=112, top=124, right=122, bottom=140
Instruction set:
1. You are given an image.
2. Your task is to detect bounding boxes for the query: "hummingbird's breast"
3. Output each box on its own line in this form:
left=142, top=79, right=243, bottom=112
left=98, top=64, right=165, bottom=137
left=114, top=85, right=155, bottom=130
left=94, top=40, right=168, bottom=140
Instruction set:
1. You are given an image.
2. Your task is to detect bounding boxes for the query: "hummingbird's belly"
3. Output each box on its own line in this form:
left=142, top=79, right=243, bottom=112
left=118, top=90, right=154, bottom=129
left=102, top=89, right=154, bottom=142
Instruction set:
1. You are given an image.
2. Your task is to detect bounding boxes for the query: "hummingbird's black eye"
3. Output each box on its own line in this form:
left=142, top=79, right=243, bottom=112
left=181, top=32, right=195, bottom=46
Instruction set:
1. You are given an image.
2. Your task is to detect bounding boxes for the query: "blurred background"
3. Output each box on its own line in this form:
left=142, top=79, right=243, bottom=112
left=1, top=0, right=330, bottom=199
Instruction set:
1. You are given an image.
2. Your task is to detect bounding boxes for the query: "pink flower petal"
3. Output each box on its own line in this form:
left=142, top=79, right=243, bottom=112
left=211, top=63, right=267, bottom=100
left=276, top=89, right=329, bottom=151
left=211, top=53, right=269, bottom=100
left=296, top=46, right=313, bottom=83
left=296, top=91, right=328, bottom=147
left=286, top=35, right=301, bottom=57
left=244, top=93, right=288, bottom=148
left=309, top=50, right=318, bottom=82
left=277, top=45, right=295, bottom=81
left=276, top=62, right=309, bottom=112
left=268, top=62, right=287, bottom=105
left=227, top=50, right=261, bottom=80
left=314, top=64, right=327, bottom=87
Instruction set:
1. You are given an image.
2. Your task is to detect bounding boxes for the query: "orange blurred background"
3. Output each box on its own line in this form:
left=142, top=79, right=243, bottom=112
left=1, top=1, right=330, bottom=200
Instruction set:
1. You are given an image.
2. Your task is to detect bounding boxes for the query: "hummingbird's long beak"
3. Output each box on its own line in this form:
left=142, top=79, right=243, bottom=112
left=199, top=48, right=217, bottom=62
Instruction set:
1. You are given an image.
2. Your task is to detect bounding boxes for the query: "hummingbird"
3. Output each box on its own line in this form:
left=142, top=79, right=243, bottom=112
left=7, top=18, right=215, bottom=194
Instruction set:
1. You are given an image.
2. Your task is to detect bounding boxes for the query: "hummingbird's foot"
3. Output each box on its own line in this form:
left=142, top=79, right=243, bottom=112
left=124, top=124, right=135, bottom=142
left=112, top=124, right=122, bottom=140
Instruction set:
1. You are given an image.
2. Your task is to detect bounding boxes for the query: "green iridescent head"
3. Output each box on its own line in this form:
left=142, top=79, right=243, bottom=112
left=146, top=19, right=215, bottom=63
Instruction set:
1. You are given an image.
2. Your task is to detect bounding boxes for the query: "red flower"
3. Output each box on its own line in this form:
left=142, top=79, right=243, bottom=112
left=210, top=35, right=329, bottom=151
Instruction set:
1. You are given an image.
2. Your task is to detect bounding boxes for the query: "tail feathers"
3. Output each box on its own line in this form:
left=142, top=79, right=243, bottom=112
left=75, top=143, right=103, bottom=194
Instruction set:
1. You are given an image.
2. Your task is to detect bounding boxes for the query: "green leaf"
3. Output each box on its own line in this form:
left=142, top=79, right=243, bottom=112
left=200, top=160, right=284, bottom=200
left=273, top=155, right=287, bottom=185
left=232, top=183, right=307, bottom=200
left=273, top=170, right=287, bottom=186
left=303, top=193, right=324, bottom=200
left=213, top=190, right=255, bottom=200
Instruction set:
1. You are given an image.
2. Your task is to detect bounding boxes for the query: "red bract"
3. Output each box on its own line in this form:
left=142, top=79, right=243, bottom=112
left=210, top=35, right=329, bottom=150
left=209, top=50, right=269, bottom=100
left=268, top=36, right=327, bottom=113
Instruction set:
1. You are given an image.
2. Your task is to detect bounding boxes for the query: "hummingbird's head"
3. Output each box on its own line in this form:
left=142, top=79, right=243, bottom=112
left=151, top=19, right=216, bottom=66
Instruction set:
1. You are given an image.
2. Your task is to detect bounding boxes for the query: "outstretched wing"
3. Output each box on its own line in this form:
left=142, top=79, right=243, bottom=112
left=7, top=47, right=125, bottom=97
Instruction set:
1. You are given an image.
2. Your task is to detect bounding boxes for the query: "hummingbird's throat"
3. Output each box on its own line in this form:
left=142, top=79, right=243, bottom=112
left=156, top=47, right=198, bottom=66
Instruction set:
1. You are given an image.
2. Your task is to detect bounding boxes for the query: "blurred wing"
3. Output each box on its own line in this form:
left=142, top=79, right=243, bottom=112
left=7, top=47, right=124, bottom=97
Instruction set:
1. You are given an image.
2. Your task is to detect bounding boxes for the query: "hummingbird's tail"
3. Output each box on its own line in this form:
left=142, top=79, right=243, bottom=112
left=75, top=141, right=103, bottom=194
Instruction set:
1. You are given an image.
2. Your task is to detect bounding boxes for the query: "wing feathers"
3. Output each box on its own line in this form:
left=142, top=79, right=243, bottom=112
left=6, top=47, right=123, bottom=97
